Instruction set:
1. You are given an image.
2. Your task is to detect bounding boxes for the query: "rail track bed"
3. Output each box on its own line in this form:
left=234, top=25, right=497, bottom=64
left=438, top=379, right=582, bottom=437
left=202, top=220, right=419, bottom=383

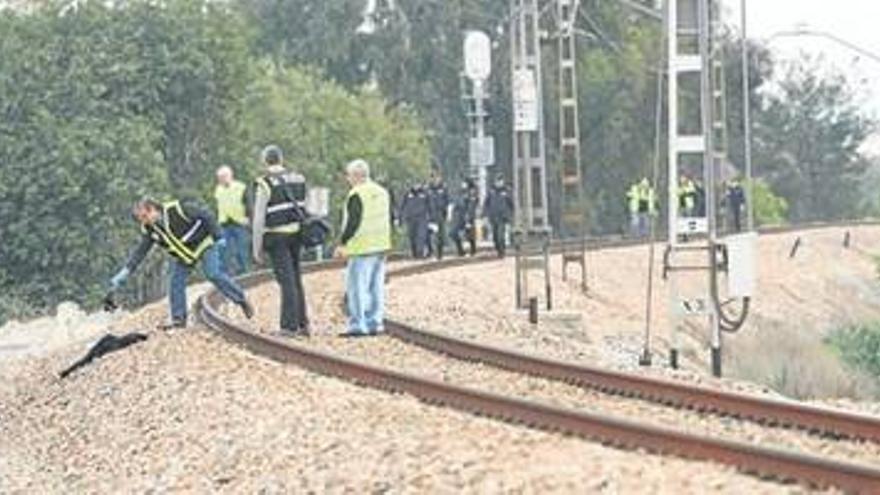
left=203, top=239, right=880, bottom=492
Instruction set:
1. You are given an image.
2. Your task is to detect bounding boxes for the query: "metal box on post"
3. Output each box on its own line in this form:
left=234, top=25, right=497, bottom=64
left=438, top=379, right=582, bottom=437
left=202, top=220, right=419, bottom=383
left=724, top=232, right=757, bottom=298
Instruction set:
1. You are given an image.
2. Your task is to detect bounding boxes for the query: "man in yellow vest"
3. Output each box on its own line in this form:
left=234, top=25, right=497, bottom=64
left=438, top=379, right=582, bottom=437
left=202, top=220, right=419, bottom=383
left=334, top=159, right=392, bottom=337
left=107, top=197, right=253, bottom=330
left=678, top=174, right=698, bottom=217
left=214, top=165, right=250, bottom=275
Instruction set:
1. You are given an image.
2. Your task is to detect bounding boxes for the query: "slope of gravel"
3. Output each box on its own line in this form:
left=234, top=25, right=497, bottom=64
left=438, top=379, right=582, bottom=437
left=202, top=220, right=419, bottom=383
left=239, top=272, right=880, bottom=472
left=0, top=325, right=810, bottom=494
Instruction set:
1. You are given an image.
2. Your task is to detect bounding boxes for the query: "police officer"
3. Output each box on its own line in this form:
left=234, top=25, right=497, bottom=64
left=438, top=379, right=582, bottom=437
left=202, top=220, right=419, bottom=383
left=725, top=179, right=746, bottom=232
left=426, top=170, right=450, bottom=260
left=252, top=145, right=310, bottom=337
left=108, top=197, right=253, bottom=330
left=399, top=182, right=431, bottom=259
left=484, top=174, right=514, bottom=258
left=214, top=165, right=250, bottom=275
left=450, top=179, right=479, bottom=257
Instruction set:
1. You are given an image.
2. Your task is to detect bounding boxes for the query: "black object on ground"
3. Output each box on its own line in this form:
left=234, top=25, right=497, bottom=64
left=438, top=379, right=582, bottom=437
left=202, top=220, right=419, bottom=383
left=59, top=333, right=148, bottom=379
left=102, top=292, right=118, bottom=312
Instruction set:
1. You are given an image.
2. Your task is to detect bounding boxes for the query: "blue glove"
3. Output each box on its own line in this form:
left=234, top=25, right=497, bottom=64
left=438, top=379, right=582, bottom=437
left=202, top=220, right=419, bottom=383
left=215, top=238, right=228, bottom=249
left=110, top=267, right=130, bottom=290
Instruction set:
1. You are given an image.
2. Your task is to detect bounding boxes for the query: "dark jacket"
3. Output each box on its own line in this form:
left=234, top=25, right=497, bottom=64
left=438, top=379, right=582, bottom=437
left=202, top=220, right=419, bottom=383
left=484, top=185, right=514, bottom=223
left=400, top=186, right=431, bottom=225
left=427, top=182, right=450, bottom=223
left=452, top=189, right=479, bottom=231
left=125, top=200, right=220, bottom=272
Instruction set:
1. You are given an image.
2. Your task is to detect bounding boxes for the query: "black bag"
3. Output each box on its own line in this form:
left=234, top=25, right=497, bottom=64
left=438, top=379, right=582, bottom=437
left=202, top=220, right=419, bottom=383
left=300, top=216, right=332, bottom=248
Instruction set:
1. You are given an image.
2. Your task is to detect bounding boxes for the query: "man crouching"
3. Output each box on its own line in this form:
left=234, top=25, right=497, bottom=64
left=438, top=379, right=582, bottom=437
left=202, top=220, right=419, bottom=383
left=108, top=197, right=254, bottom=330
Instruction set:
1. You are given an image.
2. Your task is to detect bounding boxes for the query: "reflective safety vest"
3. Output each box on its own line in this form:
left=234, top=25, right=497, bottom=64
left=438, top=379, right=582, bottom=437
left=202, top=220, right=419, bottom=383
left=678, top=179, right=697, bottom=212
left=626, top=184, right=641, bottom=214
left=143, top=201, right=214, bottom=266
left=345, top=180, right=392, bottom=256
left=215, top=180, right=248, bottom=226
left=257, top=171, right=306, bottom=234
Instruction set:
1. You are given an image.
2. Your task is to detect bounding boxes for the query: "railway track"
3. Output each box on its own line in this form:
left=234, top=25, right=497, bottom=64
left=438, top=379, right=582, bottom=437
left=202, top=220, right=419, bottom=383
left=197, top=223, right=880, bottom=492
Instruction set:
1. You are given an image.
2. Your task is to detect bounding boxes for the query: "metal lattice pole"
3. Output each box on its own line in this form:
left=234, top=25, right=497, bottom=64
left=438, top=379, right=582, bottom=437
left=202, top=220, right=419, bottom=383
left=557, top=0, right=588, bottom=292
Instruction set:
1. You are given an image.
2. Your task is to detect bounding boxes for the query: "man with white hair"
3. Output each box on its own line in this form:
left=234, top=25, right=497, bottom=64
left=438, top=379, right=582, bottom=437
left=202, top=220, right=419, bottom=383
left=214, top=165, right=250, bottom=275
left=335, top=159, right=392, bottom=337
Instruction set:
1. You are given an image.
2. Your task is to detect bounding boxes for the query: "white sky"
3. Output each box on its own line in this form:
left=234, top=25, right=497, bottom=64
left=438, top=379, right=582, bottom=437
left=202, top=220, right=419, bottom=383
left=724, top=0, right=880, bottom=152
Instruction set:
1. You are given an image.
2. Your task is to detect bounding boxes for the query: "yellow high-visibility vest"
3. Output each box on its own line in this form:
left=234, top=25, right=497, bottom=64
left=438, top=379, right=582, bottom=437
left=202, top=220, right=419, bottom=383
left=344, top=180, right=392, bottom=256
left=215, top=180, right=248, bottom=226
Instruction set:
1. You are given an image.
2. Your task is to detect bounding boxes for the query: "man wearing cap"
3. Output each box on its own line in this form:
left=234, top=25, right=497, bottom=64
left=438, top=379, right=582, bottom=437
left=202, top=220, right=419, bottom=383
left=252, top=145, right=310, bottom=337
left=214, top=165, right=250, bottom=275
left=335, top=159, right=392, bottom=337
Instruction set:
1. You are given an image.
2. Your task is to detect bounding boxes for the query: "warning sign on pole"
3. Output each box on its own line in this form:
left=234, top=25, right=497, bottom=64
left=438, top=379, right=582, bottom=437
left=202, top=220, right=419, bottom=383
left=513, top=69, right=538, bottom=131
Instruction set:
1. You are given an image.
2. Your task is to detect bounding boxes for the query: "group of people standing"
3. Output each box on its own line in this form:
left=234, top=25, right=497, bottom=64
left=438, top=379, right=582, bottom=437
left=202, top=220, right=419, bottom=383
left=399, top=172, right=514, bottom=259
left=107, top=145, right=393, bottom=339
left=625, top=174, right=747, bottom=237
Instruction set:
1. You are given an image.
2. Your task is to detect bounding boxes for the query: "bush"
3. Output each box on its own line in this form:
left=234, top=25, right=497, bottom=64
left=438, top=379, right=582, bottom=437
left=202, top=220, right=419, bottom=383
left=827, top=323, right=880, bottom=380
left=728, top=317, right=878, bottom=400
left=749, top=178, right=789, bottom=226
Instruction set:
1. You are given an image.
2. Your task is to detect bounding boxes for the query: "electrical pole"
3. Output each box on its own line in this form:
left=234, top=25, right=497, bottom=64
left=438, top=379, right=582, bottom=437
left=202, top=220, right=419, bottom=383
left=510, top=0, right=552, bottom=310
left=557, top=0, right=588, bottom=292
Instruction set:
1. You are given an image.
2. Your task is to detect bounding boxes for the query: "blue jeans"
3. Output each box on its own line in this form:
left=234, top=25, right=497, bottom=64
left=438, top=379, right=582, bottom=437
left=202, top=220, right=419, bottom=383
left=345, top=254, right=386, bottom=334
left=220, top=224, right=250, bottom=275
left=169, top=244, right=247, bottom=322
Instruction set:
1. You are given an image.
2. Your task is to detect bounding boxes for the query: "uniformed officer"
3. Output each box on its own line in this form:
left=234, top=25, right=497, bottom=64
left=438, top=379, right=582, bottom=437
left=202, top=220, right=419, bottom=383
left=108, top=197, right=253, bottom=330
left=483, top=174, right=515, bottom=258
left=252, top=145, right=310, bottom=337
left=450, top=179, right=479, bottom=257
left=399, top=182, right=431, bottom=259
left=426, top=170, right=450, bottom=260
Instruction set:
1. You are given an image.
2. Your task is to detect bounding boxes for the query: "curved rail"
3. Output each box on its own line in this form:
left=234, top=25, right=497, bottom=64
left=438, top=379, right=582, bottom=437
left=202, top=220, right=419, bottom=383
left=198, top=222, right=880, bottom=491
left=198, top=279, right=880, bottom=492
left=385, top=321, right=880, bottom=442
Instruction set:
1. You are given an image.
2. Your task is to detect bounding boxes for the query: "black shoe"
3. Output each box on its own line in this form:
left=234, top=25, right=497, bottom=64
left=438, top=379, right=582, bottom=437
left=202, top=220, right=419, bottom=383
left=238, top=300, right=255, bottom=319
left=338, top=331, right=370, bottom=338
left=296, top=326, right=311, bottom=337
left=159, top=319, right=187, bottom=331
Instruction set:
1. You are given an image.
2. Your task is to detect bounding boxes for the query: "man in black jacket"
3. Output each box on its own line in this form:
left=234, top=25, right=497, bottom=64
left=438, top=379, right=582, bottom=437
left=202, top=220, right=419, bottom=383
left=399, top=183, right=431, bottom=259
left=426, top=170, right=450, bottom=260
left=108, top=198, right=253, bottom=330
left=484, top=174, right=515, bottom=258
left=450, top=179, right=479, bottom=257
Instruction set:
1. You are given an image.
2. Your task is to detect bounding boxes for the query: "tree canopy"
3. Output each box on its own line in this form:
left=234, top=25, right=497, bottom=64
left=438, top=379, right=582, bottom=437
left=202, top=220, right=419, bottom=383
left=0, top=0, right=877, bottom=323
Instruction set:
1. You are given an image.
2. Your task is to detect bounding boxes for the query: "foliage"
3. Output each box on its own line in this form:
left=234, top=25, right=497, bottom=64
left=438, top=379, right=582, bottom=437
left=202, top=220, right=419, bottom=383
left=754, top=56, right=875, bottom=222
left=0, top=1, right=429, bottom=323
left=748, top=179, right=788, bottom=226
left=236, top=62, right=430, bottom=199
left=827, top=323, right=880, bottom=382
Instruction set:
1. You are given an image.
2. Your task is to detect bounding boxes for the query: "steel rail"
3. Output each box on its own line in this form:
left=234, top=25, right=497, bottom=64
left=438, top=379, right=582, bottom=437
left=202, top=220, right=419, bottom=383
left=198, top=275, right=880, bottom=492
left=196, top=221, right=880, bottom=492
left=385, top=321, right=880, bottom=442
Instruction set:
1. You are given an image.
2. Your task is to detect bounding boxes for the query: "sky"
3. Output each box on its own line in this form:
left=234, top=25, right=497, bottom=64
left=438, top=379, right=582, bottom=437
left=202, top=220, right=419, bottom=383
left=724, top=0, right=880, bottom=153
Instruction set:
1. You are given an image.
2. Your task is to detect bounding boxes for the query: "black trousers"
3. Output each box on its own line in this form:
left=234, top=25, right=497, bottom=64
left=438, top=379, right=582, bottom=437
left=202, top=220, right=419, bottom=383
left=427, top=220, right=447, bottom=260
left=731, top=206, right=743, bottom=232
left=407, top=221, right=429, bottom=259
left=451, top=224, right=476, bottom=257
left=264, top=233, right=308, bottom=331
left=490, top=220, right=507, bottom=257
